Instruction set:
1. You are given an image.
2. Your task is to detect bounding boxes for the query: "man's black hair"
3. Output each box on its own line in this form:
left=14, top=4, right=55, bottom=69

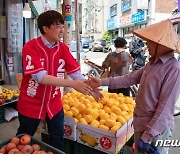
left=37, top=10, right=64, bottom=35
left=114, top=37, right=127, bottom=48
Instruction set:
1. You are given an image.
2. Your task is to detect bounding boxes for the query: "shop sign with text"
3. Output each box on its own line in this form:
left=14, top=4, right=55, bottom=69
left=107, top=17, right=117, bottom=30
left=131, top=10, right=147, bottom=24
left=110, top=4, right=117, bottom=17
left=121, top=0, right=131, bottom=12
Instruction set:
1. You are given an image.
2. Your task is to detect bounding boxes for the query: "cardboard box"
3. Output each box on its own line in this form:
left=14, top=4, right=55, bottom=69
left=64, top=116, right=77, bottom=141
left=77, top=118, right=134, bottom=154
left=39, top=116, right=77, bottom=141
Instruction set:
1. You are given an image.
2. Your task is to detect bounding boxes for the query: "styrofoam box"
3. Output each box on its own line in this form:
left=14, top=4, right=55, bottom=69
left=77, top=118, right=134, bottom=154
left=64, top=116, right=77, bottom=141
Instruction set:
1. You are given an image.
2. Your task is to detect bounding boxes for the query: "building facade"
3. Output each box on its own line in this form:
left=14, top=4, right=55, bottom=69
left=81, top=0, right=108, bottom=40
left=106, top=0, right=177, bottom=40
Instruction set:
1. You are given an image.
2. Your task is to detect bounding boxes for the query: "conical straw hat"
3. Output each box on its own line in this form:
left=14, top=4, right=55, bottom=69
left=132, top=19, right=180, bottom=54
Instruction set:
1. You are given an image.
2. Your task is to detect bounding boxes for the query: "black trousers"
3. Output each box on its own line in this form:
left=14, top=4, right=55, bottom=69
left=17, top=109, right=64, bottom=151
left=108, top=87, right=130, bottom=96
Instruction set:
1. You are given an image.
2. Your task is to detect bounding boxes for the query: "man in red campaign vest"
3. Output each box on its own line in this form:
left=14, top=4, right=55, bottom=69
left=17, top=10, right=102, bottom=151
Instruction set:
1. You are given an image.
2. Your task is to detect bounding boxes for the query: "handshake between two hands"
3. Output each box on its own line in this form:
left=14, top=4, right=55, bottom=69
left=73, top=76, right=103, bottom=100
left=84, top=76, right=103, bottom=100
left=138, top=139, right=160, bottom=154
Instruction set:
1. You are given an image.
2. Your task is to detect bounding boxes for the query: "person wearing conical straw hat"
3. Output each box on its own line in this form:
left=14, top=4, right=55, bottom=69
left=88, top=19, right=180, bottom=154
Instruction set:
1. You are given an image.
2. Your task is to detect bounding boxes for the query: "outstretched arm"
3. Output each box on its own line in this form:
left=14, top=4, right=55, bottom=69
left=69, top=71, right=103, bottom=100
left=88, top=66, right=143, bottom=90
left=41, top=75, right=92, bottom=96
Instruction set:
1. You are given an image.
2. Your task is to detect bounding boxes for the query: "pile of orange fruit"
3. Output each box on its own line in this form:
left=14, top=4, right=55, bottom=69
left=0, top=87, right=19, bottom=102
left=62, top=90, right=135, bottom=132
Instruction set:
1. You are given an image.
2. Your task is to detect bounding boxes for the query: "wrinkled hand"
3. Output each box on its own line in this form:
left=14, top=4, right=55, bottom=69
left=138, top=139, right=150, bottom=153
left=72, top=80, right=92, bottom=95
left=90, top=88, right=103, bottom=101
left=84, top=80, right=103, bottom=100
left=138, top=139, right=160, bottom=154
left=87, top=76, right=102, bottom=89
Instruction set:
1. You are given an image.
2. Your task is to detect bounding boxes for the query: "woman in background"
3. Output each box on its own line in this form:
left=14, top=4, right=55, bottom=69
left=102, top=37, right=133, bottom=96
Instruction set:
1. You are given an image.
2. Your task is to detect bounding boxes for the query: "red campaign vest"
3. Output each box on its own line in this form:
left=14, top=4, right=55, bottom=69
left=18, top=37, right=80, bottom=119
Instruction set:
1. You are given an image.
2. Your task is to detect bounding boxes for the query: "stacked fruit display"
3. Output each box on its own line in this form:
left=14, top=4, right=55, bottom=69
left=0, top=87, right=19, bottom=104
left=62, top=90, right=136, bottom=132
left=0, top=134, right=54, bottom=154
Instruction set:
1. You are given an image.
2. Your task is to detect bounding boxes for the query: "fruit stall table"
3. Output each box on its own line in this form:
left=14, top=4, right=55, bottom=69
left=0, top=85, right=19, bottom=124
left=40, top=90, right=135, bottom=154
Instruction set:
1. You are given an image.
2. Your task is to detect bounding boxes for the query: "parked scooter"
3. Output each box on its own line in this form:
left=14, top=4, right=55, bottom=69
left=84, top=58, right=138, bottom=97
left=83, top=59, right=104, bottom=78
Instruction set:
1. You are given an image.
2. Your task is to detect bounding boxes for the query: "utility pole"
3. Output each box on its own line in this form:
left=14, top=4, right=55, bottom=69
left=75, top=0, right=80, bottom=64
left=149, top=0, right=156, bottom=25
left=62, top=0, right=72, bottom=93
left=63, top=0, right=72, bottom=47
left=94, top=2, right=97, bottom=39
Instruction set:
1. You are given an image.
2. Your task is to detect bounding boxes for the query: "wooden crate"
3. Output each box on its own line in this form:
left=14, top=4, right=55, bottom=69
left=16, top=73, right=22, bottom=90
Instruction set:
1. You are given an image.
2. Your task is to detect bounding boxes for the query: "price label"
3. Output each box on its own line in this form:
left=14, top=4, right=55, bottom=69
left=100, top=136, right=112, bottom=149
